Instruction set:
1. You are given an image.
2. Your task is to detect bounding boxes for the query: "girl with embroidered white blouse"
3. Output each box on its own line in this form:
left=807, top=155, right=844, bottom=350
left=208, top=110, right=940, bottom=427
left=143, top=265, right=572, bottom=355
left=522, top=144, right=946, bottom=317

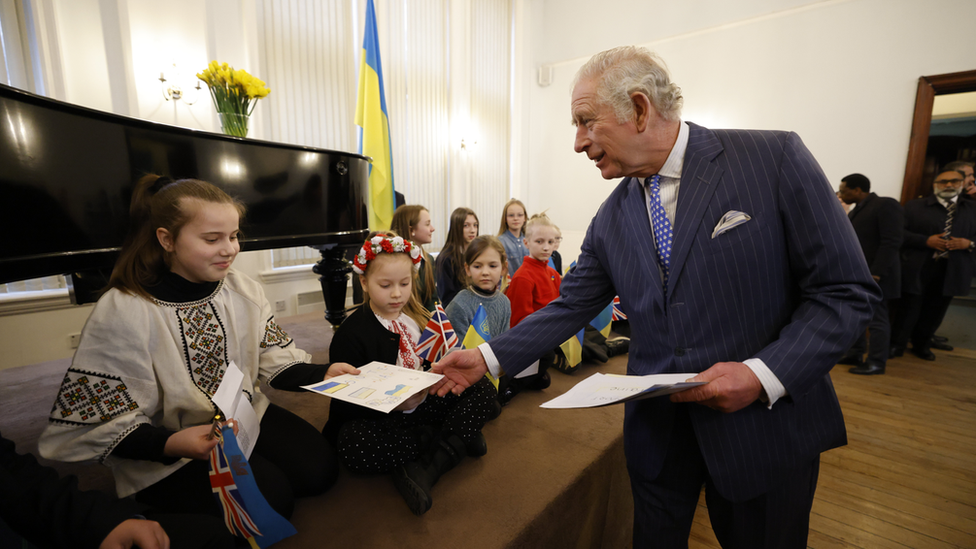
left=39, top=175, right=355, bottom=525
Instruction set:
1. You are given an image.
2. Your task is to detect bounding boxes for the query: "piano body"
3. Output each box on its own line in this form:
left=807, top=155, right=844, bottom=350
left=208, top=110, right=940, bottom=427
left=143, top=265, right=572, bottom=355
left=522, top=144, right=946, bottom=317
left=0, top=83, right=369, bottom=325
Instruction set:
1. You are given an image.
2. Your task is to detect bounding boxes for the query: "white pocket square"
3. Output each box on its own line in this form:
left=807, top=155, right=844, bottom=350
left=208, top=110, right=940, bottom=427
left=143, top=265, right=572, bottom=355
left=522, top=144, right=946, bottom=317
left=711, top=210, right=752, bottom=239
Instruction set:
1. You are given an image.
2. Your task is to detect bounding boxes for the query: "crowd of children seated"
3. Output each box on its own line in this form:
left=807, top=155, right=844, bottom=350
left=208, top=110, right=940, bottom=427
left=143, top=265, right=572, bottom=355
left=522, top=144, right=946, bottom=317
left=3, top=181, right=630, bottom=547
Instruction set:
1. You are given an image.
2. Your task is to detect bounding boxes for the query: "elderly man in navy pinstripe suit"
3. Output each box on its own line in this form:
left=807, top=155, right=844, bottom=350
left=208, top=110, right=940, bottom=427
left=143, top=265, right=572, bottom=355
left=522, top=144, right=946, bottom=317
left=433, top=46, right=879, bottom=548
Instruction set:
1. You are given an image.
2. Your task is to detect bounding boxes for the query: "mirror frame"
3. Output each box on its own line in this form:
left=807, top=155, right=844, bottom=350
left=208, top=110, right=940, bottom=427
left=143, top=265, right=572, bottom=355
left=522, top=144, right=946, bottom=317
left=902, top=70, right=976, bottom=203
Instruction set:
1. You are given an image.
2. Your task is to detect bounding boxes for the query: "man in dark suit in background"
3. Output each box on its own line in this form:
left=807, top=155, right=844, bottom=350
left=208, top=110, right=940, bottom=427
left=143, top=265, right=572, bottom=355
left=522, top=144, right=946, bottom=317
left=914, top=161, right=971, bottom=352
left=891, top=168, right=976, bottom=360
left=434, top=46, right=878, bottom=548
left=837, top=173, right=903, bottom=375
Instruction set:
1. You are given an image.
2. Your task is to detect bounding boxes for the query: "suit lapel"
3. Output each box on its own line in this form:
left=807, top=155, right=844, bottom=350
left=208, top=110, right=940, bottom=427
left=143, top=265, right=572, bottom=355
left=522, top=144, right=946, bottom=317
left=621, top=177, right=667, bottom=309
left=667, top=124, right=724, bottom=295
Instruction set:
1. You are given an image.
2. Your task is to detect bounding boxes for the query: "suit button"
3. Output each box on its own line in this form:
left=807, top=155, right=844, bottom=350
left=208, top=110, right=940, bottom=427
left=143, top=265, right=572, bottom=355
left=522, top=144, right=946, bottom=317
left=674, top=347, right=685, bottom=356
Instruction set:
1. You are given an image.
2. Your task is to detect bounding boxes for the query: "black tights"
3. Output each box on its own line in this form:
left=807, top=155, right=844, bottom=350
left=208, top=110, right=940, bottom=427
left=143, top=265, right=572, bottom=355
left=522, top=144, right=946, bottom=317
left=135, top=404, right=338, bottom=520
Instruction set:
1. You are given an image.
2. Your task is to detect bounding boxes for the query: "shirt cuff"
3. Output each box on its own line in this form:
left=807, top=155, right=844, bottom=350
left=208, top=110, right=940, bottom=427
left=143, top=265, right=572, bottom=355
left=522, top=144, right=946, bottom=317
left=742, top=358, right=787, bottom=409
left=478, top=343, right=503, bottom=379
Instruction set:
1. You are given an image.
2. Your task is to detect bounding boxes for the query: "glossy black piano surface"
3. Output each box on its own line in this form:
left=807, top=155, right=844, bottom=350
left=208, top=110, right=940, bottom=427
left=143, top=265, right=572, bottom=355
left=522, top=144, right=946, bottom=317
left=0, top=83, right=370, bottom=287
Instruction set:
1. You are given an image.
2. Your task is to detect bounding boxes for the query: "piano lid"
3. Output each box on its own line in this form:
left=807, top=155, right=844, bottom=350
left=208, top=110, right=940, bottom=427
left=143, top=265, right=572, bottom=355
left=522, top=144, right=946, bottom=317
left=0, top=83, right=371, bottom=284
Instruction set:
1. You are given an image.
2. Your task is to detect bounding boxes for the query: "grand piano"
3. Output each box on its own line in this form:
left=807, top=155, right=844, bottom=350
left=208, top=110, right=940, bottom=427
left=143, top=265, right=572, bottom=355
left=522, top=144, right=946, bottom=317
left=0, top=83, right=369, bottom=325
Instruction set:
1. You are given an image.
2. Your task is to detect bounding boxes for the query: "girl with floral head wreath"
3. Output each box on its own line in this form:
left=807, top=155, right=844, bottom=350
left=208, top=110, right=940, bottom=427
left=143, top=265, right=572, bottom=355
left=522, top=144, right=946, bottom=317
left=326, top=231, right=497, bottom=517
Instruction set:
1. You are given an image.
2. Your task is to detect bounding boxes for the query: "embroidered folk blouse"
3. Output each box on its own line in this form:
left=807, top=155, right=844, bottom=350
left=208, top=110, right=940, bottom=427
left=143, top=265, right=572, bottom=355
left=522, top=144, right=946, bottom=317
left=38, top=270, right=310, bottom=497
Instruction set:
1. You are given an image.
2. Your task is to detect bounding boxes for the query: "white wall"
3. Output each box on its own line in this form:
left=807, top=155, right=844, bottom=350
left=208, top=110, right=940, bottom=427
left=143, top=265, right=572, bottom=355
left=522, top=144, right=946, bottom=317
left=519, top=0, right=976, bottom=265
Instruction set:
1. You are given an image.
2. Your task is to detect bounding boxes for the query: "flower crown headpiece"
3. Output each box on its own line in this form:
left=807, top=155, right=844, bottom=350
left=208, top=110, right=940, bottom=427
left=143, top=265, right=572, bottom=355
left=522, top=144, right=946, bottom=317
left=352, top=234, right=422, bottom=275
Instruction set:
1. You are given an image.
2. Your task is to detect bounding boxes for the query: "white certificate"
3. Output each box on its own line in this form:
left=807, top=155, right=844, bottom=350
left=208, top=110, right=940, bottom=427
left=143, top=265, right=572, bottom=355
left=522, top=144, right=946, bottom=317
left=540, top=372, right=707, bottom=409
left=211, top=361, right=260, bottom=457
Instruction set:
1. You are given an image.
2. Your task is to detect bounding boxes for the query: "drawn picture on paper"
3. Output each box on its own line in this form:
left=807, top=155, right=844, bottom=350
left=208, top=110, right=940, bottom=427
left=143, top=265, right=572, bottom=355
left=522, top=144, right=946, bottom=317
left=302, top=362, right=444, bottom=414
left=351, top=388, right=375, bottom=399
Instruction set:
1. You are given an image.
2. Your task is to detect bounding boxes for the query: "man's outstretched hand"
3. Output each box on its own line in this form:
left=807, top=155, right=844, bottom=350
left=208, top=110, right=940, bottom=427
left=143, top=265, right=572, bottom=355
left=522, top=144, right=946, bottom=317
left=669, top=362, right=763, bottom=413
left=430, top=348, right=489, bottom=397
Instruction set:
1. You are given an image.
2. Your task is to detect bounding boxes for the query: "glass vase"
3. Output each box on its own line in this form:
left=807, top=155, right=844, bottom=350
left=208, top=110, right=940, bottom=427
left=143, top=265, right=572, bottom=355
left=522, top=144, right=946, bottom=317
left=218, top=112, right=249, bottom=138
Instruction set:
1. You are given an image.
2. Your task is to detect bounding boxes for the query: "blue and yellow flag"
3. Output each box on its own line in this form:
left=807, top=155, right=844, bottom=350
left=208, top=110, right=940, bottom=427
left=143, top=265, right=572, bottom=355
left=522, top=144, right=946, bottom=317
left=559, top=328, right=584, bottom=369
left=461, top=304, right=499, bottom=390
left=559, top=260, right=612, bottom=364
left=356, top=0, right=395, bottom=230
left=590, top=302, right=613, bottom=339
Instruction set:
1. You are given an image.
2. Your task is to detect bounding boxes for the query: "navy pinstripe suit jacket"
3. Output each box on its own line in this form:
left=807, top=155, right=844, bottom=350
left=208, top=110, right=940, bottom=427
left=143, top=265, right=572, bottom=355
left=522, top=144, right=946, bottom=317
left=490, top=123, right=881, bottom=501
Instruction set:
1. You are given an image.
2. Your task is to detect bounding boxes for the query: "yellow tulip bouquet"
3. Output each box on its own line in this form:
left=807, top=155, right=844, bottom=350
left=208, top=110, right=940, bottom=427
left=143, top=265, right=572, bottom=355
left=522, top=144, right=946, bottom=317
left=197, top=61, right=270, bottom=138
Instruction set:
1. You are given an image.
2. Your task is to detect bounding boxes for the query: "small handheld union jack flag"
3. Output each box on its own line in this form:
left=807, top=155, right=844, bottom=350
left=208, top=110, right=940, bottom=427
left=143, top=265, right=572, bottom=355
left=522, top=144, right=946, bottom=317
left=611, top=296, right=628, bottom=321
left=209, top=425, right=296, bottom=548
left=415, top=303, right=460, bottom=362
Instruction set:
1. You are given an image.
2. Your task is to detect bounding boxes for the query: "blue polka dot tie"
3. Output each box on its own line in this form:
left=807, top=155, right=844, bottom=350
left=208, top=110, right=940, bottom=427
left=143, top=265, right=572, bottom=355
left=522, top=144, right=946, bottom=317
left=647, top=174, right=673, bottom=293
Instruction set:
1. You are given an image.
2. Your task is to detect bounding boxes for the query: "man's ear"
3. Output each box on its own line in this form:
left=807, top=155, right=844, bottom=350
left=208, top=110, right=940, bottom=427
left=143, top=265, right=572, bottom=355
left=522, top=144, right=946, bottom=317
left=632, top=92, right=653, bottom=132
left=156, top=228, right=175, bottom=252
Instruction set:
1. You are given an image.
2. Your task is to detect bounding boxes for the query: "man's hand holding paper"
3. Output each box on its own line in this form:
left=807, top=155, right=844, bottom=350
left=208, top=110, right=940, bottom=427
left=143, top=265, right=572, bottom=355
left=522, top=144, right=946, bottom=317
left=669, top=361, right=764, bottom=413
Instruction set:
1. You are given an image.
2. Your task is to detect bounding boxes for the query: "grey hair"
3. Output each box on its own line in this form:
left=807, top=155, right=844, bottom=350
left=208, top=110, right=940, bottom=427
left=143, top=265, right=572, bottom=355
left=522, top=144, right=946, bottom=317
left=572, top=46, right=683, bottom=123
left=944, top=160, right=974, bottom=172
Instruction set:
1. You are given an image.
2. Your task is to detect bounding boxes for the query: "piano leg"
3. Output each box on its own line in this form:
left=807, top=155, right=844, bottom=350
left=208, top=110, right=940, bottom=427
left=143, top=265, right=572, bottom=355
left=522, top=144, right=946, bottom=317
left=313, top=246, right=353, bottom=327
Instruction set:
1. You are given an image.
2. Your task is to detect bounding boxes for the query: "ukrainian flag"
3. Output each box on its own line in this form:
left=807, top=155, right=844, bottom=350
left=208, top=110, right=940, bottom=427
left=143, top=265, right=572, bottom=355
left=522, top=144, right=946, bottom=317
left=590, top=302, right=613, bottom=338
left=356, top=0, right=395, bottom=230
left=558, top=299, right=613, bottom=367
left=462, top=305, right=499, bottom=390
left=559, top=328, right=584, bottom=369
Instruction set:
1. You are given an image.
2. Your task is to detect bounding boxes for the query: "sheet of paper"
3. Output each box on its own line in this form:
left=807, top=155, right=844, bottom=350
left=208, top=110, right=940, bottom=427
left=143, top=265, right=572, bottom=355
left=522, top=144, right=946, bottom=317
left=540, top=372, right=707, bottom=409
left=211, top=361, right=260, bottom=457
left=302, top=362, right=445, bottom=414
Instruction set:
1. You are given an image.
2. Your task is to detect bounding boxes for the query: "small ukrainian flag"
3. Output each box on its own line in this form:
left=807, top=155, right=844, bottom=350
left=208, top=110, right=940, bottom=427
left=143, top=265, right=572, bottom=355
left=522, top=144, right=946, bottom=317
left=590, top=302, right=613, bottom=339
left=559, top=328, right=584, bottom=370
left=462, top=304, right=498, bottom=390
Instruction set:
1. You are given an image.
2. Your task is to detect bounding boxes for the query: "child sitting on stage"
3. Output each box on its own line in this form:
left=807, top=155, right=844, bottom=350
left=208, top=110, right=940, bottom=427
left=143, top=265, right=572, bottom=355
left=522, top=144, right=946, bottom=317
left=435, top=207, right=479, bottom=307
left=390, top=204, right=438, bottom=312
left=497, top=198, right=528, bottom=280
left=503, top=213, right=563, bottom=396
left=445, top=235, right=511, bottom=339
left=446, top=236, right=514, bottom=408
left=38, top=175, right=354, bottom=528
left=326, top=232, right=496, bottom=516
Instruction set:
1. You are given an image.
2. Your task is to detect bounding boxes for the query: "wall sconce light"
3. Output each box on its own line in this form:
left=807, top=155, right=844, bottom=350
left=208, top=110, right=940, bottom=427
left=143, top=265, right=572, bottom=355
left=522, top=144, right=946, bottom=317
left=159, top=64, right=201, bottom=105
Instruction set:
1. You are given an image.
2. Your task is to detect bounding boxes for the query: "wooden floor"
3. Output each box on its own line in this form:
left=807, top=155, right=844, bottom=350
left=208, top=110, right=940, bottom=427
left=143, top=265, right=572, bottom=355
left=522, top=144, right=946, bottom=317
left=689, top=347, right=976, bottom=548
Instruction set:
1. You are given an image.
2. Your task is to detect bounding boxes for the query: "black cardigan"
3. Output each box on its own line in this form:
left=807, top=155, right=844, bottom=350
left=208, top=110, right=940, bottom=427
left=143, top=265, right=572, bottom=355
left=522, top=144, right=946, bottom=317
left=323, top=305, right=430, bottom=445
